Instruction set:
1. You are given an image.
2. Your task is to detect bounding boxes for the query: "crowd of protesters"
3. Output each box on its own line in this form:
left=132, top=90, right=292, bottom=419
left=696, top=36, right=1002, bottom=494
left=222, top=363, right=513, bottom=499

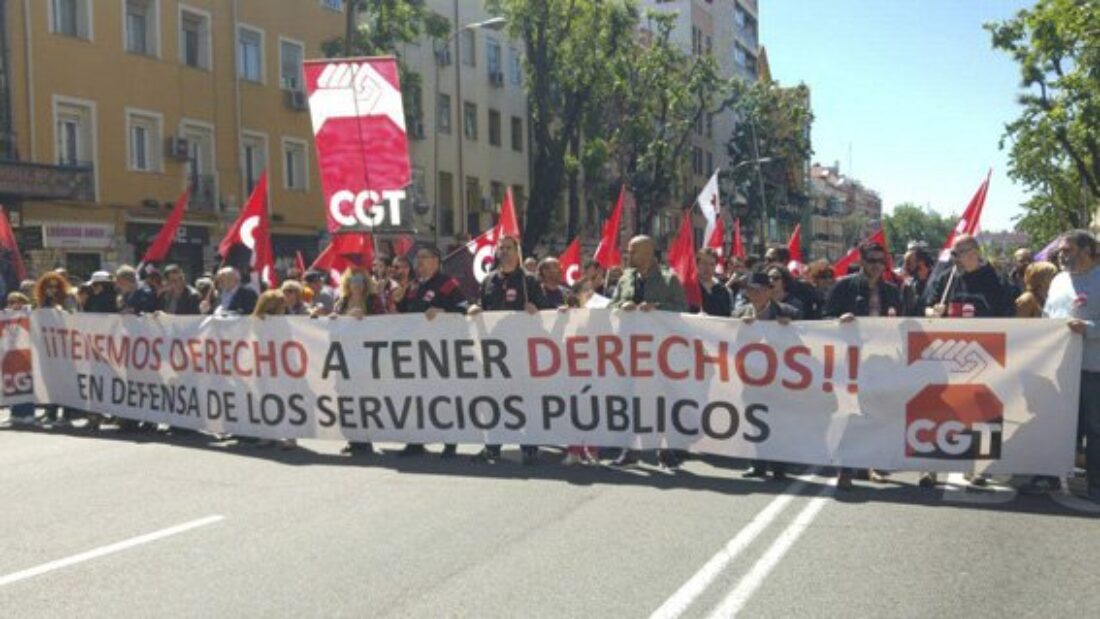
left=3, top=228, right=1098, bottom=502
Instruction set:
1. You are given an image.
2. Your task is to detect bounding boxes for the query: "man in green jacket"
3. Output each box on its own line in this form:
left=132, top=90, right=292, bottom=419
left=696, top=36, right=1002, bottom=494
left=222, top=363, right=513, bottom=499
left=608, top=235, right=687, bottom=312
left=607, top=235, right=687, bottom=468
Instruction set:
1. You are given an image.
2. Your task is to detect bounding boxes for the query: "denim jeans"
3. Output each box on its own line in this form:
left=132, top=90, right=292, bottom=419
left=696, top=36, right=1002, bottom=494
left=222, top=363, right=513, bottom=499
left=1081, top=372, right=1100, bottom=492
left=9, top=402, right=34, bottom=419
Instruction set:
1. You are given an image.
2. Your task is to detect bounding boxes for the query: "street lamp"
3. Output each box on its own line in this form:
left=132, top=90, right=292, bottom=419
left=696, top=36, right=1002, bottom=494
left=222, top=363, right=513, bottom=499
left=727, top=156, right=772, bottom=251
left=431, top=16, right=508, bottom=246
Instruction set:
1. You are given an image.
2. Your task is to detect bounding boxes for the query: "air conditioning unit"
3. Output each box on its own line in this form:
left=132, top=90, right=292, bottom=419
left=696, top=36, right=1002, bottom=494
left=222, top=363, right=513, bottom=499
left=284, top=90, right=309, bottom=111
left=434, top=47, right=452, bottom=66
left=409, top=119, right=425, bottom=139
left=166, top=136, right=190, bottom=160
left=489, top=71, right=504, bottom=87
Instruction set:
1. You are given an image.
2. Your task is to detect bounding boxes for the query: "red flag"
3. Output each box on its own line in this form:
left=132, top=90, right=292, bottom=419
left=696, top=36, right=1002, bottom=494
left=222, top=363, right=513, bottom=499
left=786, top=224, right=804, bottom=275
left=593, top=185, right=625, bottom=269
left=668, top=210, right=700, bottom=310
left=499, top=187, right=521, bottom=239
left=732, top=217, right=746, bottom=260
left=393, top=234, right=415, bottom=258
left=0, top=206, right=27, bottom=283
left=303, top=57, right=411, bottom=233
left=705, top=217, right=726, bottom=275
left=832, top=228, right=898, bottom=283
left=311, top=233, right=374, bottom=285
left=219, top=171, right=275, bottom=288
left=294, top=250, right=306, bottom=274
left=141, top=187, right=190, bottom=264
left=940, top=169, right=992, bottom=259
left=559, top=237, right=582, bottom=287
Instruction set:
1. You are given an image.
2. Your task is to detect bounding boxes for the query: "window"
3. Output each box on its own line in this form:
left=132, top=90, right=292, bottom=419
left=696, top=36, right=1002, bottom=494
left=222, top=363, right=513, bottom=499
left=486, top=38, right=502, bottom=78
left=280, top=38, right=304, bottom=90
left=706, top=113, right=714, bottom=139
left=181, top=120, right=216, bottom=210
left=692, top=146, right=703, bottom=176
left=463, top=101, right=477, bottom=140
left=50, top=0, right=91, bottom=39
left=125, top=0, right=159, bottom=56
left=509, top=47, right=523, bottom=85
left=490, top=181, right=504, bottom=210
left=320, top=0, right=343, bottom=10
left=282, top=139, right=308, bottom=191
left=734, top=44, right=747, bottom=68
left=460, top=29, right=475, bottom=66
left=437, top=94, right=451, bottom=133
left=238, top=26, right=264, bottom=83
left=126, top=109, right=162, bottom=172
left=706, top=151, right=714, bottom=175
left=510, top=116, right=523, bottom=152
left=438, top=171, right=454, bottom=236
left=241, top=132, right=268, bottom=197
left=488, top=109, right=501, bottom=147
left=705, top=35, right=712, bottom=56
left=180, top=7, right=211, bottom=70
left=734, top=5, right=747, bottom=28
left=54, top=98, right=95, bottom=168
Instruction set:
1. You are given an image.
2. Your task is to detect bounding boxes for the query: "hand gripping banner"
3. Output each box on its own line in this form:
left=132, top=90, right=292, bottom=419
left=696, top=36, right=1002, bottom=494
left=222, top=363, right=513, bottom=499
left=23, top=310, right=1082, bottom=476
left=304, top=56, right=412, bottom=234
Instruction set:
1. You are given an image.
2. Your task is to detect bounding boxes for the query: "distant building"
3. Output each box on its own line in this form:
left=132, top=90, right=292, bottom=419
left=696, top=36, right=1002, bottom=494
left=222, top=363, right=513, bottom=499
left=808, top=162, right=883, bottom=261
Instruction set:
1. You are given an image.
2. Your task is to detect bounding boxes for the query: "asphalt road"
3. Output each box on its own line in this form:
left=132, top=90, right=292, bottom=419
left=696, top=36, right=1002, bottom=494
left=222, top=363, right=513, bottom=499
left=1, top=416, right=1098, bottom=618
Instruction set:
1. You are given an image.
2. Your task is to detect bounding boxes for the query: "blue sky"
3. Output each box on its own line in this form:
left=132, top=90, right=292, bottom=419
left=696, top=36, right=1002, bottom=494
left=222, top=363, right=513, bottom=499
left=761, top=0, right=1036, bottom=232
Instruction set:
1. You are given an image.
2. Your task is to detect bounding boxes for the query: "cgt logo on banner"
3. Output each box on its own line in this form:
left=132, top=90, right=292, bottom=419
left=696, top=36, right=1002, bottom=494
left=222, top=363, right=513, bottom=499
left=304, top=57, right=411, bottom=233
left=0, top=313, right=33, bottom=402
left=905, top=331, right=1007, bottom=460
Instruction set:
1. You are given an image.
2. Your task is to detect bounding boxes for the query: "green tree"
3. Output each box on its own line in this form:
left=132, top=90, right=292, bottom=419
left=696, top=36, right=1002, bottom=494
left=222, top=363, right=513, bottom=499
left=985, top=0, right=1100, bottom=239
left=882, top=203, right=955, bottom=253
left=495, top=0, right=638, bottom=248
left=725, top=79, right=814, bottom=250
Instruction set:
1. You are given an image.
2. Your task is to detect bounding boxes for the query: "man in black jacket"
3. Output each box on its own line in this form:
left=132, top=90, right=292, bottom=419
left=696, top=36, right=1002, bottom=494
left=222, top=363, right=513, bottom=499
left=824, top=241, right=904, bottom=320
left=925, top=234, right=1015, bottom=318
left=204, top=267, right=259, bottom=315
left=902, top=246, right=935, bottom=317
left=116, top=265, right=160, bottom=315
left=468, top=235, right=543, bottom=465
left=159, top=265, right=202, bottom=315
left=825, top=241, right=903, bottom=489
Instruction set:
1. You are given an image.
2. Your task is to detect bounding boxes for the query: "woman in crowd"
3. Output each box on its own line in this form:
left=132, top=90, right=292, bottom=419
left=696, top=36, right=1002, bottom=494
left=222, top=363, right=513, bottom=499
left=251, top=290, right=295, bottom=449
left=33, top=272, right=77, bottom=425
left=280, top=280, right=309, bottom=315
left=331, top=266, right=385, bottom=456
left=765, top=265, right=804, bottom=318
left=1015, top=261, right=1058, bottom=318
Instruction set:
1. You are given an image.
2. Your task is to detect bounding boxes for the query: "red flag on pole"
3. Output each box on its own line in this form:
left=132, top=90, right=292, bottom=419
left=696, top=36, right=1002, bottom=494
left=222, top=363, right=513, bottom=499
left=668, top=210, right=700, bottom=310
left=0, top=206, right=27, bottom=283
left=559, top=237, right=582, bottom=287
left=311, top=233, right=374, bottom=285
left=141, top=187, right=191, bottom=264
left=219, top=171, right=275, bottom=288
left=294, top=250, right=306, bottom=275
left=732, top=217, right=746, bottom=260
left=499, top=187, right=521, bottom=239
left=833, top=228, right=897, bottom=280
left=593, top=185, right=625, bottom=269
left=940, top=169, right=992, bottom=259
left=786, top=224, right=804, bottom=275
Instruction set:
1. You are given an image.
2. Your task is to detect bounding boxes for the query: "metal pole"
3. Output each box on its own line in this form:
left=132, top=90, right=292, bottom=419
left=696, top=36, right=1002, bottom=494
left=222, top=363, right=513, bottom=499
left=749, top=120, right=768, bottom=251
left=453, top=0, right=466, bottom=239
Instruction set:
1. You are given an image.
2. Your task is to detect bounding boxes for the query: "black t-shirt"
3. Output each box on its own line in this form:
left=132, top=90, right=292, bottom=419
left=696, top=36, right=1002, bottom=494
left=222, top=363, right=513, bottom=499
left=696, top=280, right=733, bottom=316
left=397, top=271, right=468, bottom=314
left=479, top=269, right=545, bottom=311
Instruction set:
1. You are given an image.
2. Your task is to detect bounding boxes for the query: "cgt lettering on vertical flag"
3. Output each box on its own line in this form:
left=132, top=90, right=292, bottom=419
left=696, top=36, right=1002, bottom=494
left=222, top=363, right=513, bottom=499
left=219, top=172, right=275, bottom=289
left=443, top=187, right=521, bottom=300
left=304, top=57, right=411, bottom=234
left=559, top=237, right=582, bottom=287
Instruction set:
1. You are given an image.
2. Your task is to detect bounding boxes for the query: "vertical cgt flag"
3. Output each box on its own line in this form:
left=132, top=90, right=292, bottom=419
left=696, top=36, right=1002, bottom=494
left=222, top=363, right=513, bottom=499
left=304, top=56, right=411, bottom=234
left=219, top=172, right=275, bottom=289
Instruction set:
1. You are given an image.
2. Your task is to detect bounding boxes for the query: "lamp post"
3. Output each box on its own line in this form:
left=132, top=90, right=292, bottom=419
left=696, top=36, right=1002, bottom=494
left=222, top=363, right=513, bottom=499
left=728, top=156, right=772, bottom=253
left=431, top=14, right=506, bottom=247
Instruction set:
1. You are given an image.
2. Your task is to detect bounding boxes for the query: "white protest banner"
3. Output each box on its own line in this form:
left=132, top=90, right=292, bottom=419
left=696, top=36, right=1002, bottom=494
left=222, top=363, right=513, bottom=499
left=0, top=309, right=33, bottom=405
left=27, top=309, right=1081, bottom=475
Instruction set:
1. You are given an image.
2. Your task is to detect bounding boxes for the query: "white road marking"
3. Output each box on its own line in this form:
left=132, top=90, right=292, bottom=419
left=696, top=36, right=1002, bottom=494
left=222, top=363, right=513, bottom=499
left=649, top=479, right=808, bottom=619
left=0, top=515, right=225, bottom=587
left=706, top=480, right=836, bottom=619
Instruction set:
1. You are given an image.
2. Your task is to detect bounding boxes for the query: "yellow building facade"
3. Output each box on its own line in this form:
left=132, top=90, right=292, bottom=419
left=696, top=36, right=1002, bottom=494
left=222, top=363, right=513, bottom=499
left=0, top=0, right=345, bottom=280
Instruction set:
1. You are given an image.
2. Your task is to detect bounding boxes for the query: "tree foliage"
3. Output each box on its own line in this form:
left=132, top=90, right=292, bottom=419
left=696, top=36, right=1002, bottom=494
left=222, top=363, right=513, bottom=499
left=882, top=203, right=955, bottom=254
left=985, top=0, right=1100, bottom=239
left=725, top=79, right=814, bottom=246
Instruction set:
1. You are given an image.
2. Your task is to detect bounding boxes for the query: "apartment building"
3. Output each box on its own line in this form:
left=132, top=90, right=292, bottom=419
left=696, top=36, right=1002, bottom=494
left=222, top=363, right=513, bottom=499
left=0, top=0, right=344, bottom=279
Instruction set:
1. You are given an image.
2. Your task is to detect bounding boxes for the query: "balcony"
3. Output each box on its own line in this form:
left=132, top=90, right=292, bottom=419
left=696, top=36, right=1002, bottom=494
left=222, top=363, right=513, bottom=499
left=189, top=174, right=217, bottom=212
left=0, top=159, right=95, bottom=201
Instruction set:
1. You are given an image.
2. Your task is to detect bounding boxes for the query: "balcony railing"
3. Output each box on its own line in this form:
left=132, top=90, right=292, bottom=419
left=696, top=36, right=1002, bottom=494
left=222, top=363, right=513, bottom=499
left=0, top=159, right=95, bottom=201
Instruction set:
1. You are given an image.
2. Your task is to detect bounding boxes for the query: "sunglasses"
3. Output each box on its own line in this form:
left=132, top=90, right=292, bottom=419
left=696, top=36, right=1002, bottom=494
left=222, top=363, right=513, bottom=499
left=950, top=247, right=976, bottom=259
left=864, top=258, right=886, bottom=265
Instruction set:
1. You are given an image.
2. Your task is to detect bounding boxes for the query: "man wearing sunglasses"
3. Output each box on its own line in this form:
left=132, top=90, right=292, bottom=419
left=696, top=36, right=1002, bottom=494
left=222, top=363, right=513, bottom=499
left=926, top=234, right=1014, bottom=319
left=824, top=241, right=903, bottom=322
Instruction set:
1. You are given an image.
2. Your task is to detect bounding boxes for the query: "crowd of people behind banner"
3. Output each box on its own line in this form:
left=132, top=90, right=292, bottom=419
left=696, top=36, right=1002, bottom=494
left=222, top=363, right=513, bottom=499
left=3, top=227, right=1099, bottom=501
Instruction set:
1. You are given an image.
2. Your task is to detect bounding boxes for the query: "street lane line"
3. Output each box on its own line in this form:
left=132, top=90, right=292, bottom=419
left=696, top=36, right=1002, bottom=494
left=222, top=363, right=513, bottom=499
left=649, top=479, right=808, bottom=619
left=705, top=481, right=835, bottom=619
left=0, top=515, right=225, bottom=587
